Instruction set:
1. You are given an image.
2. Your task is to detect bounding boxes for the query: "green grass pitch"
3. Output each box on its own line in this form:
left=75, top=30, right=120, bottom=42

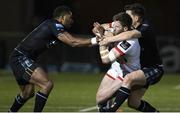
left=0, top=70, right=180, bottom=112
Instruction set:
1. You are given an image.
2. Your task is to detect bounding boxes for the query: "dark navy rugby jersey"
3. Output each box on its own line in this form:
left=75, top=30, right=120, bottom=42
left=136, top=20, right=162, bottom=67
left=16, top=19, right=65, bottom=59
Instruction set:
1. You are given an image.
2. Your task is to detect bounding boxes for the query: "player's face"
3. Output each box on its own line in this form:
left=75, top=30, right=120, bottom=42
left=126, top=10, right=137, bottom=27
left=113, top=21, right=124, bottom=35
left=62, top=12, right=74, bottom=29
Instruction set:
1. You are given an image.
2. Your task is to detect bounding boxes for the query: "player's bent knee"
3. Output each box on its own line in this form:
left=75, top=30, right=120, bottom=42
left=46, top=80, right=54, bottom=90
left=44, top=80, right=54, bottom=92
left=123, top=74, right=133, bottom=88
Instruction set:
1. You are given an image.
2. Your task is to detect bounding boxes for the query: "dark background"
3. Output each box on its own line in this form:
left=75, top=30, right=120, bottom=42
left=0, top=0, right=179, bottom=72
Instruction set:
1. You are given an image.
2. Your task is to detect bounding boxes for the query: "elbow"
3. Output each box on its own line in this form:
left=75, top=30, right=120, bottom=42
left=100, top=54, right=111, bottom=64
left=101, top=59, right=110, bottom=64
left=71, top=44, right=78, bottom=47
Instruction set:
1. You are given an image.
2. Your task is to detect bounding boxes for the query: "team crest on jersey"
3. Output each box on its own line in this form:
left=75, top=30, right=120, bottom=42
left=120, top=41, right=131, bottom=50
left=55, top=23, right=64, bottom=31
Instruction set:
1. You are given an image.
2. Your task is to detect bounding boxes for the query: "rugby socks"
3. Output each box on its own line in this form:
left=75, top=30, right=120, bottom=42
left=34, top=91, right=48, bottom=112
left=109, top=87, right=130, bottom=111
left=137, top=100, right=159, bottom=112
left=9, top=94, right=27, bottom=112
left=98, top=102, right=108, bottom=112
left=98, top=99, right=114, bottom=112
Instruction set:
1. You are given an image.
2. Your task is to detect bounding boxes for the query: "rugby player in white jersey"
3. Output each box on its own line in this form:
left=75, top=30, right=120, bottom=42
left=97, top=3, right=164, bottom=112
left=94, top=12, right=141, bottom=112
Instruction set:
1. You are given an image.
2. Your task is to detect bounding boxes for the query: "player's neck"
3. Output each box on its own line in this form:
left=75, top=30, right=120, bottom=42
left=133, top=22, right=141, bottom=28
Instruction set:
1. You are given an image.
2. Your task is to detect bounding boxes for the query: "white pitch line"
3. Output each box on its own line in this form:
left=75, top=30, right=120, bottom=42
left=0, top=105, right=83, bottom=109
left=173, top=85, right=180, bottom=90
left=79, top=106, right=98, bottom=112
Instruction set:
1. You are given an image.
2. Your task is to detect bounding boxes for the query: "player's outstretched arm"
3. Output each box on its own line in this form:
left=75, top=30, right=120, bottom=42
left=100, top=29, right=141, bottom=46
left=57, top=31, right=98, bottom=47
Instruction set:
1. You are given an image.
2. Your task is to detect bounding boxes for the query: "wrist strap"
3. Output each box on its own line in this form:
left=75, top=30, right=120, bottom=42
left=91, top=37, right=97, bottom=45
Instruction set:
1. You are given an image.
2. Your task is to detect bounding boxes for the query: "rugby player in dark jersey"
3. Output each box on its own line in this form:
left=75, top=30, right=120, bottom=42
left=96, top=3, right=164, bottom=112
left=8, top=6, right=98, bottom=112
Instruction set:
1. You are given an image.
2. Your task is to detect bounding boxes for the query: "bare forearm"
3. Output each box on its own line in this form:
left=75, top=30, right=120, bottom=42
left=107, top=30, right=141, bottom=43
left=58, top=32, right=98, bottom=47
left=99, top=46, right=110, bottom=63
left=71, top=35, right=92, bottom=47
left=67, top=34, right=97, bottom=47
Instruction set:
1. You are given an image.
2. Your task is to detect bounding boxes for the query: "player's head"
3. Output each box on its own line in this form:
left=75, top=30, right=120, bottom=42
left=112, top=12, right=132, bottom=35
left=124, top=3, right=145, bottom=26
left=53, top=5, right=73, bottom=28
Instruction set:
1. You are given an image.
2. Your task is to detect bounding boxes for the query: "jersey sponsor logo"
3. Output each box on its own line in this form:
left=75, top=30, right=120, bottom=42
left=142, top=24, right=149, bottom=27
left=24, top=59, right=32, bottom=67
left=47, top=40, right=59, bottom=48
left=55, top=23, right=64, bottom=31
left=120, top=41, right=131, bottom=50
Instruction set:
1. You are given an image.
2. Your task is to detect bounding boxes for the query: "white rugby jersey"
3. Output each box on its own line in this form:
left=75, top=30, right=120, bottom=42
left=114, top=39, right=141, bottom=73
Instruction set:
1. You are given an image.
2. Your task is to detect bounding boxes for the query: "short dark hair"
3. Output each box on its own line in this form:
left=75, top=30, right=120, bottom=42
left=124, top=3, right=145, bottom=19
left=113, top=12, right=132, bottom=29
left=53, top=5, right=71, bottom=19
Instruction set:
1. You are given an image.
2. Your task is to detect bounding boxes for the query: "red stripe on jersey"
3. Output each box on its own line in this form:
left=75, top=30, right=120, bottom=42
left=106, top=73, right=115, bottom=80
left=120, top=61, right=126, bottom=64
left=117, top=76, right=123, bottom=81
left=109, top=23, right=112, bottom=28
left=115, top=47, right=125, bottom=56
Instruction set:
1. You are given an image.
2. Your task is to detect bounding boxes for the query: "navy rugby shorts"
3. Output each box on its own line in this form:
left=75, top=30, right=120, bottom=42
left=142, top=65, right=164, bottom=86
left=9, top=49, right=40, bottom=85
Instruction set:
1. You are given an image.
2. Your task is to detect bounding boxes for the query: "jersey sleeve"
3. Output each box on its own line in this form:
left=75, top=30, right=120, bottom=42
left=114, top=40, right=137, bottom=55
left=51, top=23, right=65, bottom=37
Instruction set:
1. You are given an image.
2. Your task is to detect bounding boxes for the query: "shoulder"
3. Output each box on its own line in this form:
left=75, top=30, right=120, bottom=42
left=41, top=19, right=65, bottom=33
left=137, top=20, right=155, bottom=36
left=43, top=19, right=64, bottom=27
left=45, top=19, right=66, bottom=37
left=50, top=19, right=65, bottom=31
left=140, top=20, right=153, bottom=30
left=35, top=19, right=53, bottom=29
left=142, top=22, right=153, bottom=30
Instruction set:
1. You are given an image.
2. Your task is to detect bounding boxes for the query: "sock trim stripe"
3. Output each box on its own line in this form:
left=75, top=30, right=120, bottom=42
left=37, top=93, right=47, bottom=100
left=142, top=101, right=145, bottom=111
left=15, top=96, right=22, bottom=105
left=118, top=89, right=130, bottom=95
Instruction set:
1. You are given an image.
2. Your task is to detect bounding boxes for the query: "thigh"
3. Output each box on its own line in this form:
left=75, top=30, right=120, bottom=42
left=97, top=74, right=123, bottom=103
left=97, top=62, right=123, bottom=102
left=10, top=51, right=50, bottom=88
left=97, top=74, right=115, bottom=94
left=98, top=75, right=123, bottom=93
left=123, top=70, right=146, bottom=87
left=98, top=63, right=123, bottom=94
left=29, top=67, right=50, bottom=88
left=9, top=52, right=40, bottom=85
